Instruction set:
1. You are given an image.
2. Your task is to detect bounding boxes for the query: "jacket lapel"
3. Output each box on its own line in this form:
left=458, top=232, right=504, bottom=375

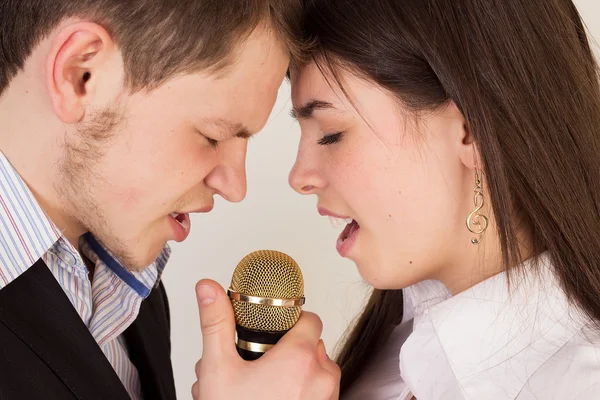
left=124, top=280, right=177, bottom=400
left=0, top=259, right=130, bottom=399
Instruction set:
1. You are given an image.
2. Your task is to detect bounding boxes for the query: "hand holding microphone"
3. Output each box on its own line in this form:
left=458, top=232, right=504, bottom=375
left=192, top=250, right=340, bottom=400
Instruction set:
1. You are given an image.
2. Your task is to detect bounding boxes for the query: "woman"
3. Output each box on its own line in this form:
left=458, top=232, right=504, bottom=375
left=289, top=0, right=600, bottom=398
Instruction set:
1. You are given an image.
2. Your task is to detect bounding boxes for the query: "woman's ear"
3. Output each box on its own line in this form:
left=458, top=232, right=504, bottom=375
left=457, top=120, right=482, bottom=171
left=440, top=101, right=482, bottom=170
left=45, top=22, right=115, bottom=124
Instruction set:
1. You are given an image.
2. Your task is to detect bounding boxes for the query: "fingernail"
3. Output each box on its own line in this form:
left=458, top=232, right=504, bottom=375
left=197, top=284, right=217, bottom=305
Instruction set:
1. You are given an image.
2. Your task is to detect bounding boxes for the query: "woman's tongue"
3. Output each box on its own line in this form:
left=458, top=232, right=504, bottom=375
left=327, top=216, right=360, bottom=242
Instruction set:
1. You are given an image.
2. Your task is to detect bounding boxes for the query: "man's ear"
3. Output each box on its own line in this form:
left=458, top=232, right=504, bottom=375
left=46, top=22, right=115, bottom=124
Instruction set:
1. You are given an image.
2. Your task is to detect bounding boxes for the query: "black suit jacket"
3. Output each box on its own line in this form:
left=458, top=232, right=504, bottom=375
left=0, top=259, right=177, bottom=400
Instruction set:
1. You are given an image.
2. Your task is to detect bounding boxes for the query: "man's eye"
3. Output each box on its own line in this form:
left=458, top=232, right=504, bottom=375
left=206, top=137, right=219, bottom=149
left=317, top=132, right=344, bottom=146
left=197, top=129, right=220, bottom=149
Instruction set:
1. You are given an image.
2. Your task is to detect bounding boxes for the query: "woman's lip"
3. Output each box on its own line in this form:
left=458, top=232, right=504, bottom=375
left=336, top=222, right=360, bottom=257
left=317, top=207, right=350, bottom=219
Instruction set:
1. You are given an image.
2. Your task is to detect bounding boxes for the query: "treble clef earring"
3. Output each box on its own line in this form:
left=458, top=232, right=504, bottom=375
left=466, top=168, right=489, bottom=244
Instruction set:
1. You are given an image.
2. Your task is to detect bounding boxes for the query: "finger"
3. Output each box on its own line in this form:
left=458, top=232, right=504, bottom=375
left=196, top=279, right=237, bottom=361
left=316, top=340, right=341, bottom=400
left=279, top=311, right=323, bottom=347
left=191, top=381, right=199, bottom=399
left=305, top=341, right=341, bottom=400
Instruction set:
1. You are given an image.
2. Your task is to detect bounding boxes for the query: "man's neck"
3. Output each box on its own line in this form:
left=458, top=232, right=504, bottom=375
left=1, top=115, right=85, bottom=250
left=18, top=176, right=86, bottom=249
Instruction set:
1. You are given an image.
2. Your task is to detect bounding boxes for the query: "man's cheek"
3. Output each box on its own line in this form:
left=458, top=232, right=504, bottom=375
left=112, top=186, right=144, bottom=211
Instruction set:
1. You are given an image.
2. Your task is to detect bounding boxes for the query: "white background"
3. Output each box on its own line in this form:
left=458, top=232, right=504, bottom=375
left=163, top=1, right=600, bottom=397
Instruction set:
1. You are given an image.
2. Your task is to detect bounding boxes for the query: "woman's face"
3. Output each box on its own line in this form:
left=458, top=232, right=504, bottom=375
left=289, top=62, right=489, bottom=291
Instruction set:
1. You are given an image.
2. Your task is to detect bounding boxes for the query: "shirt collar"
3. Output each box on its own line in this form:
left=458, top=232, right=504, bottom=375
left=0, top=151, right=61, bottom=287
left=0, top=150, right=169, bottom=295
left=401, top=253, right=588, bottom=399
left=82, top=233, right=169, bottom=296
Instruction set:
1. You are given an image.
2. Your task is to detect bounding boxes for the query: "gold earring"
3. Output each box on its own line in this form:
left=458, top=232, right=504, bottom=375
left=466, top=169, right=488, bottom=244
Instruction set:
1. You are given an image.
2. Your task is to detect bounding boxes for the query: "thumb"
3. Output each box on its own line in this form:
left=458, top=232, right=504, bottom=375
left=196, top=279, right=237, bottom=361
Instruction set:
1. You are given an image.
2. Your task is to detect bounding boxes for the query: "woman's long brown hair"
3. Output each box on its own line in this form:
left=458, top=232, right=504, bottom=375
left=300, top=0, right=600, bottom=395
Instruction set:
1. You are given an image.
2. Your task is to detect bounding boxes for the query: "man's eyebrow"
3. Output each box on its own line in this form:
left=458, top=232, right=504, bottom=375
left=205, top=118, right=253, bottom=139
left=290, top=100, right=335, bottom=120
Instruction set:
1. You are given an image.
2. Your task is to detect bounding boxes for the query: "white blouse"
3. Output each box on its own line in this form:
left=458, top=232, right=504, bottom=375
left=343, top=253, right=600, bottom=399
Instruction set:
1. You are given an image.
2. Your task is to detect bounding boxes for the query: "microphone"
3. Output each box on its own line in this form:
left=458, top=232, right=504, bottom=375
left=227, top=250, right=305, bottom=361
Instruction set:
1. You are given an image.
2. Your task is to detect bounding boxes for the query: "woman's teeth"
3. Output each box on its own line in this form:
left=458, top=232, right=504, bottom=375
left=170, top=212, right=180, bottom=219
left=329, top=216, right=354, bottom=228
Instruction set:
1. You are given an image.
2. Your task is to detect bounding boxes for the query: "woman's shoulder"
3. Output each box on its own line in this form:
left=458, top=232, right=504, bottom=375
left=519, top=322, right=600, bottom=399
left=401, top=253, right=600, bottom=399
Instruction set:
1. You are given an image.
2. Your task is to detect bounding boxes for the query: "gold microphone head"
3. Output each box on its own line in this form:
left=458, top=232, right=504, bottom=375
left=228, top=250, right=304, bottom=332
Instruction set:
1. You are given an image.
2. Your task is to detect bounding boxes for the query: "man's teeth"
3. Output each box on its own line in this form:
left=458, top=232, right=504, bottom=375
left=170, top=212, right=190, bottom=230
left=329, top=216, right=354, bottom=228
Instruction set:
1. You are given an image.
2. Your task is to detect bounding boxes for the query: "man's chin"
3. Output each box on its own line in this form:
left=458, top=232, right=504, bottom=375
left=99, top=237, right=166, bottom=273
left=83, top=217, right=170, bottom=271
left=124, top=246, right=166, bottom=273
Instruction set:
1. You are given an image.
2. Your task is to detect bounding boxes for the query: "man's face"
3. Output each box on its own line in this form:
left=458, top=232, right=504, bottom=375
left=59, top=28, right=290, bottom=271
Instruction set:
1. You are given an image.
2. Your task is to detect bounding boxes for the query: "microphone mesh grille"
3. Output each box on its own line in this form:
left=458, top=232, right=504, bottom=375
left=230, top=250, right=304, bottom=332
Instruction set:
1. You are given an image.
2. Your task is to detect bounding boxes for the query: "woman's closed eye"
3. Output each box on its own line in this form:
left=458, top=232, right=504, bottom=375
left=317, top=131, right=344, bottom=146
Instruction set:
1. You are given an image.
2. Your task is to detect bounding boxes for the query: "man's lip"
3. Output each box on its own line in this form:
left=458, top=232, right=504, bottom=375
left=317, top=207, right=350, bottom=219
left=175, top=205, right=214, bottom=214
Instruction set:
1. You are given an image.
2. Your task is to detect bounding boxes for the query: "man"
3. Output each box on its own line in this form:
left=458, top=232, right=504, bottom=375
left=0, top=1, right=339, bottom=399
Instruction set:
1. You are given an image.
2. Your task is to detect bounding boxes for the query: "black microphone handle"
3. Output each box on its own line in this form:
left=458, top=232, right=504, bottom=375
left=235, top=325, right=288, bottom=361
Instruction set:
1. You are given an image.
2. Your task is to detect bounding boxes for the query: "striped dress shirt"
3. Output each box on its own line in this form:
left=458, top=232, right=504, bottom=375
left=0, top=151, right=170, bottom=399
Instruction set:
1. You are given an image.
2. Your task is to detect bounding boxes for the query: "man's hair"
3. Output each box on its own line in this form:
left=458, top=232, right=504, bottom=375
left=0, top=0, right=305, bottom=95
